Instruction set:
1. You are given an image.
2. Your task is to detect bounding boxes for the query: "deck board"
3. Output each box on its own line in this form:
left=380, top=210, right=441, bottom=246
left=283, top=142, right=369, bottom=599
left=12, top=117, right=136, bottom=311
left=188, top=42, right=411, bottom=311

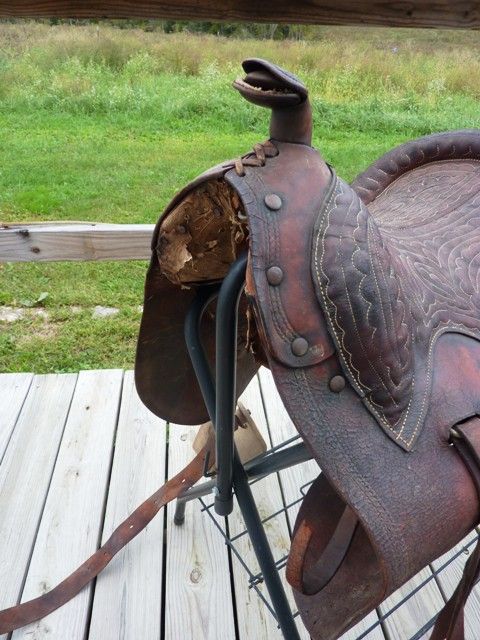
left=379, top=568, right=445, bottom=640
left=0, top=373, right=77, bottom=629
left=0, top=373, right=33, bottom=462
left=164, top=422, right=235, bottom=639
left=0, top=368, right=478, bottom=640
left=88, top=371, right=166, bottom=640
left=11, top=370, right=123, bottom=640
left=431, top=532, right=480, bottom=640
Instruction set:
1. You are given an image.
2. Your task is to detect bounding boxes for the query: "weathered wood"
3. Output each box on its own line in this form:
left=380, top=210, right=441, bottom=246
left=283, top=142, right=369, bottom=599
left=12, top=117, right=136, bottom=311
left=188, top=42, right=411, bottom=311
left=0, top=373, right=33, bottom=462
left=0, top=0, right=479, bottom=28
left=12, top=369, right=123, bottom=640
left=4, top=368, right=480, bottom=638
left=0, top=374, right=77, bottom=618
left=164, top=421, right=236, bottom=639
left=0, top=223, right=154, bottom=263
left=88, top=371, right=167, bottom=640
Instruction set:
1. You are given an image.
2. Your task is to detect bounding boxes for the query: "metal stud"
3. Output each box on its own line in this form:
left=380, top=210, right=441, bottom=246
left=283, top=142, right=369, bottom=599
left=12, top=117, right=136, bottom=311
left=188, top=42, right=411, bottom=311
left=266, top=266, right=284, bottom=286
left=329, top=375, right=346, bottom=393
left=291, top=337, right=309, bottom=357
left=264, top=194, right=282, bottom=211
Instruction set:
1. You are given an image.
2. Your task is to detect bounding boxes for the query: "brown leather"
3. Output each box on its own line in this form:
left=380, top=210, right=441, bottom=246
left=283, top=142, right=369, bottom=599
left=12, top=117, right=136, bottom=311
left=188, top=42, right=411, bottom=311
left=233, top=59, right=312, bottom=146
left=315, top=133, right=480, bottom=450
left=0, top=437, right=214, bottom=635
left=134, top=59, right=480, bottom=640
left=135, top=262, right=258, bottom=424
left=299, top=503, right=358, bottom=596
left=431, top=418, right=480, bottom=639
left=228, top=72, right=480, bottom=637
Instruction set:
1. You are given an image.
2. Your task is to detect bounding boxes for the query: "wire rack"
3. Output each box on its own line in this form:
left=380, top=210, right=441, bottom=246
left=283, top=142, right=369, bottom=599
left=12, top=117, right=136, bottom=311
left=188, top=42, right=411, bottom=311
left=194, top=434, right=480, bottom=640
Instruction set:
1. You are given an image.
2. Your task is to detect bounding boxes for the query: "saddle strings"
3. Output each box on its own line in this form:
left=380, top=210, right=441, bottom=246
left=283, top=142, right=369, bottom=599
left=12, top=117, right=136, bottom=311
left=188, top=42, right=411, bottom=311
left=234, top=140, right=278, bottom=177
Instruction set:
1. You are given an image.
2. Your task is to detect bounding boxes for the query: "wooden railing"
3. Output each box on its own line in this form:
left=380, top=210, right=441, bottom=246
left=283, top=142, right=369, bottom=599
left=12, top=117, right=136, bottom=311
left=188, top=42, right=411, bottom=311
left=1, top=1, right=478, bottom=29
left=0, top=222, right=154, bottom=262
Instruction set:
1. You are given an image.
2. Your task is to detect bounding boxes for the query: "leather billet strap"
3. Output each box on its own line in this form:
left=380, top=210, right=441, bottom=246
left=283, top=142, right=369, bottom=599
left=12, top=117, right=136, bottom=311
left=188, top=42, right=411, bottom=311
left=302, top=505, right=358, bottom=595
left=287, top=503, right=359, bottom=596
left=431, top=417, right=480, bottom=640
left=0, top=435, right=215, bottom=635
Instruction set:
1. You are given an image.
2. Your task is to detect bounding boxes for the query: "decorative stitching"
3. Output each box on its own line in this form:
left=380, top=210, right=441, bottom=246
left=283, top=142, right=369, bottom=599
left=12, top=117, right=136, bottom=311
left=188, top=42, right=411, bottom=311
left=313, top=164, right=480, bottom=449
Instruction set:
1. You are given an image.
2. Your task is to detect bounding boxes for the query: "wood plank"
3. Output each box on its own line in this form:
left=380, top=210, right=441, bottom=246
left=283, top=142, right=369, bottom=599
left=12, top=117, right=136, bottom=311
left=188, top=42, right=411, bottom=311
left=88, top=371, right=167, bottom=640
left=164, top=421, right=236, bottom=639
left=431, top=531, right=480, bottom=639
left=0, top=373, right=33, bottom=462
left=0, top=373, right=77, bottom=627
left=11, top=369, right=123, bottom=640
left=0, top=223, right=153, bottom=263
left=1, top=1, right=479, bottom=29
left=258, top=367, right=385, bottom=640
left=231, top=376, right=308, bottom=639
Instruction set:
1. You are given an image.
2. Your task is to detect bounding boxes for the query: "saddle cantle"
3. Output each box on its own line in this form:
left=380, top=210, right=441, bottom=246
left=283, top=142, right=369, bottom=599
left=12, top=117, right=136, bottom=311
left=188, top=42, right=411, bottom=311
left=135, top=59, right=480, bottom=639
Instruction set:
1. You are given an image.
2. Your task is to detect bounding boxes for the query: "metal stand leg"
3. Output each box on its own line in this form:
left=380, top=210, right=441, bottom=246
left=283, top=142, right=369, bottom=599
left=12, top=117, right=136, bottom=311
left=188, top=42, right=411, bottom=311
left=176, top=254, right=301, bottom=639
left=232, top=450, right=302, bottom=640
left=173, top=499, right=187, bottom=526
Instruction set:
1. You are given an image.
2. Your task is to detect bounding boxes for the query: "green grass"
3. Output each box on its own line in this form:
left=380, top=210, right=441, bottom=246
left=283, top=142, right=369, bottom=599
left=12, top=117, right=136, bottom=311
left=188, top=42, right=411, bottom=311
left=1, top=23, right=480, bottom=373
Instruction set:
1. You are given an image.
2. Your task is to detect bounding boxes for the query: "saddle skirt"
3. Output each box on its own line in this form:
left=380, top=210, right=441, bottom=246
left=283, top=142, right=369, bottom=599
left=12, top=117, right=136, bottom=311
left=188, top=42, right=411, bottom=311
left=135, top=59, right=480, bottom=639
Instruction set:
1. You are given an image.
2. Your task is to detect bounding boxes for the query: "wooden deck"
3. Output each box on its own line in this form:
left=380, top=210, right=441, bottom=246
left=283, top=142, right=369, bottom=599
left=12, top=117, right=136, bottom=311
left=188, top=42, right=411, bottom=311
left=1, top=368, right=479, bottom=640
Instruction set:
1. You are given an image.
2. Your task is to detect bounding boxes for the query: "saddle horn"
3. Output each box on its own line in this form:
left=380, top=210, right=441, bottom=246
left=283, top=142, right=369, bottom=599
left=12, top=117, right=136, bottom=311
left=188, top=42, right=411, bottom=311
left=233, top=58, right=313, bottom=146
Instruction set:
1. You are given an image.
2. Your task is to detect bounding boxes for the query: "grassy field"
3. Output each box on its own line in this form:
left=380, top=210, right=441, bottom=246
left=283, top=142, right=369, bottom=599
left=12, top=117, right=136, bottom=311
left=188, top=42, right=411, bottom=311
left=1, top=22, right=480, bottom=373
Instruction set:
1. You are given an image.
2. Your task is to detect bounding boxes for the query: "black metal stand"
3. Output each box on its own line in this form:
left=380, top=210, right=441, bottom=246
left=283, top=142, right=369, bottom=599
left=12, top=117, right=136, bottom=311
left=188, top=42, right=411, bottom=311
left=172, top=255, right=478, bottom=640
left=177, top=253, right=306, bottom=639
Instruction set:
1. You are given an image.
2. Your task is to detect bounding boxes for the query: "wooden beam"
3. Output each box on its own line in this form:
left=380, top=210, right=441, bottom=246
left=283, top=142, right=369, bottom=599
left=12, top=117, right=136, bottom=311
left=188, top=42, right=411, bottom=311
left=0, top=1, right=479, bottom=29
left=0, top=222, right=154, bottom=262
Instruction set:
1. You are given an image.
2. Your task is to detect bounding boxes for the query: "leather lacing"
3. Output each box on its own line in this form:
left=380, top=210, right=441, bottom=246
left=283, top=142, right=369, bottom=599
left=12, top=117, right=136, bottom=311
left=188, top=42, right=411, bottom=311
left=234, top=140, right=278, bottom=176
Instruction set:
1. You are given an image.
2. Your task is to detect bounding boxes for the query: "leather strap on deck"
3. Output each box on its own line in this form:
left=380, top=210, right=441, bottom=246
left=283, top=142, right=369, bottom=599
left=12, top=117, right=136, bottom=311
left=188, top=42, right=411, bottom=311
left=0, top=436, right=215, bottom=635
left=431, top=417, right=480, bottom=640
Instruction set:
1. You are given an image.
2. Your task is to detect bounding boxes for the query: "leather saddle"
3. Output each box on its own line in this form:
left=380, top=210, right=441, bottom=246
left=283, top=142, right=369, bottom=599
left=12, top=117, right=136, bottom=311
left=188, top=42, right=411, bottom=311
left=136, top=59, right=480, bottom=639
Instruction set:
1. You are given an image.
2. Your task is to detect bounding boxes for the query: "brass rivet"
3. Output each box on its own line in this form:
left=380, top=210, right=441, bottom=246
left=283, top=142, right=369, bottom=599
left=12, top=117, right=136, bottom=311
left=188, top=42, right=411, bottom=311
left=329, top=375, right=346, bottom=393
left=264, top=194, right=282, bottom=211
left=291, top=337, right=309, bottom=357
left=266, top=266, right=283, bottom=286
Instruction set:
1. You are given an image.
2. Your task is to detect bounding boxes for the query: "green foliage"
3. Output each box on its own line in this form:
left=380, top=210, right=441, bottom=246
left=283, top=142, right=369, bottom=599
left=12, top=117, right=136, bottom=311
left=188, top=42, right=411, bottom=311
left=0, top=23, right=479, bottom=373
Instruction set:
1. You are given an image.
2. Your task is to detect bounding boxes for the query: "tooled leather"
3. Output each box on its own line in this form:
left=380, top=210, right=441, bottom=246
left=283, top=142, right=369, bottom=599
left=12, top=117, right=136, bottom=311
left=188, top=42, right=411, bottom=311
left=313, top=137, right=480, bottom=451
left=226, top=141, right=334, bottom=368
left=352, top=129, right=480, bottom=205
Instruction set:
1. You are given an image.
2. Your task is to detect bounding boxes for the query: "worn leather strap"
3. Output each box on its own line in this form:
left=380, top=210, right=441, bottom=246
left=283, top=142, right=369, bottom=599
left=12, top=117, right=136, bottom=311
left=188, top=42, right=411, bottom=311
left=302, top=505, right=358, bottom=596
left=431, top=417, right=480, bottom=640
left=0, top=435, right=215, bottom=635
